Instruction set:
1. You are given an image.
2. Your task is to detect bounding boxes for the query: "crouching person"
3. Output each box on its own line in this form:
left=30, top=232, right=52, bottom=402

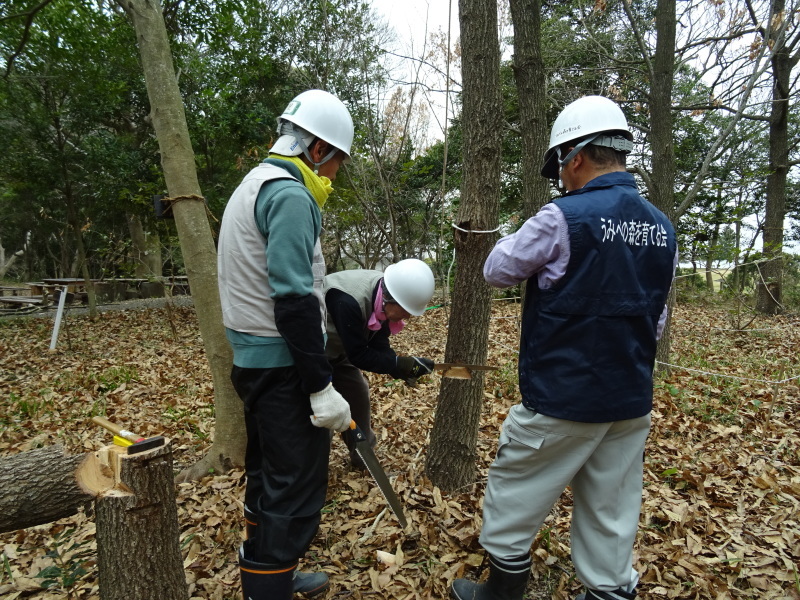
left=324, top=259, right=436, bottom=469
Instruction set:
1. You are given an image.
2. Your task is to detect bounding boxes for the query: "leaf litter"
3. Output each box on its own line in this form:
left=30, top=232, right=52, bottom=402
left=0, top=300, right=798, bottom=599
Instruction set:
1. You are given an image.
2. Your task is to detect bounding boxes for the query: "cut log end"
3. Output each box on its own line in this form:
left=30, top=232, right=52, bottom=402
left=77, top=439, right=171, bottom=498
left=77, top=447, right=128, bottom=497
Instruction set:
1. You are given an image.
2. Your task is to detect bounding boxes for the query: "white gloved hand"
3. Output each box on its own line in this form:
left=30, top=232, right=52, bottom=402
left=309, top=383, right=352, bottom=432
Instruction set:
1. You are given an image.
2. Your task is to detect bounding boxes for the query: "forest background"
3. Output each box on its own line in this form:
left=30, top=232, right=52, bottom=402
left=0, top=0, right=799, bottom=599
left=0, top=0, right=798, bottom=287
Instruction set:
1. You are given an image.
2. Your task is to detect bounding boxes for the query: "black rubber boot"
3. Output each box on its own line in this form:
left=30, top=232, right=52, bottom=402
left=451, top=554, right=530, bottom=600
left=238, top=545, right=295, bottom=600
left=241, top=513, right=329, bottom=597
left=243, top=505, right=257, bottom=540
left=293, top=570, right=330, bottom=597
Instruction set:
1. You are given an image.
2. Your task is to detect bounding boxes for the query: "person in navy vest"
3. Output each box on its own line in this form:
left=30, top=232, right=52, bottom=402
left=451, top=96, right=678, bottom=600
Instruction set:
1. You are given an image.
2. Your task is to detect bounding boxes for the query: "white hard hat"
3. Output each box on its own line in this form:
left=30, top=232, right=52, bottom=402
left=383, top=259, right=435, bottom=316
left=541, top=95, right=633, bottom=179
left=273, top=89, right=354, bottom=162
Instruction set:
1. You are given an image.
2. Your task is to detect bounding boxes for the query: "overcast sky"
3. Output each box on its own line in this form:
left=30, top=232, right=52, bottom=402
left=371, top=0, right=457, bottom=44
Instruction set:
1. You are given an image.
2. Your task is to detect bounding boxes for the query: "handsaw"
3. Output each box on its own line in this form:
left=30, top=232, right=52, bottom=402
left=405, top=362, right=500, bottom=386
left=434, top=362, right=499, bottom=380
left=349, top=420, right=408, bottom=528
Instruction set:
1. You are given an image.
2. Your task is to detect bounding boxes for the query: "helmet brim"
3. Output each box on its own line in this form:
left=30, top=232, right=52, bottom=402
left=540, top=149, right=559, bottom=179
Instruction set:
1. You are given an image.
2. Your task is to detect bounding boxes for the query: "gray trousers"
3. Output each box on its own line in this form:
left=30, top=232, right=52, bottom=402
left=479, top=403, right=649, bottom=592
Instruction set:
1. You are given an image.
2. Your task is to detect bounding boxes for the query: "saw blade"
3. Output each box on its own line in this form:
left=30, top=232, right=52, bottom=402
left=350, top=421, right=407, bottom=528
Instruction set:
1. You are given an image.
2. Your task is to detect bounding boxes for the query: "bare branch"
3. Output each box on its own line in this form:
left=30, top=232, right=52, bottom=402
left=620, top=0, right=655, bottom=87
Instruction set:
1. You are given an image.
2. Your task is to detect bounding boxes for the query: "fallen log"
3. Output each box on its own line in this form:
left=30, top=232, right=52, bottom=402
left=0, top=445, right=94, bottom=533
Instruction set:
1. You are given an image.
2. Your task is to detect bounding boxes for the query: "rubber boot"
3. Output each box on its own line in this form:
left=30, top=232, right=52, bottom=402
left=293, top=570, right=330, bottom=597
left=238, top=545, right=295, bottom=600
left=243, top=505, right=257, bottom=540
left=242, top=510, right=329, bottom=597
left=451, top=554, right=530, bottom=600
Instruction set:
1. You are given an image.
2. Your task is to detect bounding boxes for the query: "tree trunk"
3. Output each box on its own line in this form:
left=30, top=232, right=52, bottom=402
left=508, top=0, right=548, bottom=315
left=63, top=168, right=98, bottom=318
left=127, top=213, right=163, bottom=279
left=756, top=0, right=790, bottom=315
left=0, top=446, right=92, bottom=534
left=509, top=0, right=549, bottom=221
left=96, top=441, right=187, bottom=600
left=0, top=237, right=24, bottom=279
left=118, top=0, right=246, bottom=479
left=649, top=0, right=677, bottom=375
left=426, top=0, right=502, bottom=492
left=705, top=222, right=720, bottom=291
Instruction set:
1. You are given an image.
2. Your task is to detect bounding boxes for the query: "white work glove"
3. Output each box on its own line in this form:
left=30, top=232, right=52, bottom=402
left=309, top=383, right=351, bottom=433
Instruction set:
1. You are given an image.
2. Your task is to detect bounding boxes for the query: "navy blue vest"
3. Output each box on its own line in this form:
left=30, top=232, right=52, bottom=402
left=519, top=172, right=676, bottom=422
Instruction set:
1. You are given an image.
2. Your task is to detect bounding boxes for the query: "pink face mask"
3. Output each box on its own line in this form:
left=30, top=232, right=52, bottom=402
left=366, top=282, right=405, bottom=335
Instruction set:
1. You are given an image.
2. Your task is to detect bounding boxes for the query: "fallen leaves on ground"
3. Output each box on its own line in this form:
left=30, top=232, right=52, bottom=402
left=0, top=299, right=798, bottom=599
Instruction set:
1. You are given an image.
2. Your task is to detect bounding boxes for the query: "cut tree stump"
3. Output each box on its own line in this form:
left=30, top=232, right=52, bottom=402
left=94, top=439, right=188, bottom=600
left=0, top=445, right=93, bottom=533
left=0, top=440, right=188, bottom=599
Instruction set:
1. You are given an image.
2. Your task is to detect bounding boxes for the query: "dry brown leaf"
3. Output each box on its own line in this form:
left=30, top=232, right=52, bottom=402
left=0, top=302, right=798, bottom=599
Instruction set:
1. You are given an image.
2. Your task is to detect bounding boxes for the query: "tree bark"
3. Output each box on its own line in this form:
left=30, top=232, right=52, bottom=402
left=756, top=0, right=791, bottom=315
left=96, top=441, right=187, bottom=600
left=649, top=0, right=677, bottom=375
left=0, top=446, right=93, bottom=534
left=508, top=0, right=549, bottom=221
left=127, top=213, right=163, bottom=279
left=118, top=0, right=246, bottom=479
left=426, top=0, right=502, bottom=492
left=508, top=0, right=549, bottom=315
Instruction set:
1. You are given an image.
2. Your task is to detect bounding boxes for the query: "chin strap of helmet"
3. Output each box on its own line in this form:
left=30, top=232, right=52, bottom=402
left=278, top=121, right=339, bottom=174
left=557, top=134, right=599, bottom=172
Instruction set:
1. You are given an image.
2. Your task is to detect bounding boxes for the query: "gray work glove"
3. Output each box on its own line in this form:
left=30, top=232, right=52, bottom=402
left=309, top=383, right=351, bottom=432
left=396, top=356, right=435, bottom=386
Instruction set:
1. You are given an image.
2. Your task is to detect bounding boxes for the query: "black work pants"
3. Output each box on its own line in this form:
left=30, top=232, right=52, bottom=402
left=231, top=365, right=330, bottom=565
left=330, top=355, right=377, bottom=457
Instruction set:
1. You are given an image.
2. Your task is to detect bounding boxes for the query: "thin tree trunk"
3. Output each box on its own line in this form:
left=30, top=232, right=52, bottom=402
left=508, top=0, right=548, bottom=317
left=426, top=0, right=502, bottom=491
left=509, top=0, right=548, bottom=221
left=118, top=0, right=245, bottom=479
left=0, top=236, right=24, bottom=279
left=649, top=0, right=677, bottom=375
left=127, top=213, right=162, bottom=278
left=756, top=0, right=790, bottom=315
left=705, top=223, right=720, bottom=291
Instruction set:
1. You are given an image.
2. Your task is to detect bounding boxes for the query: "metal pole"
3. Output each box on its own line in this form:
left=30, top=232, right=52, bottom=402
left=49, top=286, right=68, bottom=350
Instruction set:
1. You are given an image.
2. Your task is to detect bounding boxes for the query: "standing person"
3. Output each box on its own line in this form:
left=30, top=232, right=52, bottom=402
left=218, top=89, right=354, bottom=600
left=324, top=259, right=436, bottom=469
left=451, top=96, right=678, bottom=600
